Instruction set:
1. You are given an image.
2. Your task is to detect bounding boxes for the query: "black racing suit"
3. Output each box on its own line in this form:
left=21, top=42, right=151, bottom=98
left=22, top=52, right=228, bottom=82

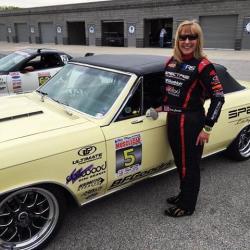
left=164, top=56, right=225, bottom=211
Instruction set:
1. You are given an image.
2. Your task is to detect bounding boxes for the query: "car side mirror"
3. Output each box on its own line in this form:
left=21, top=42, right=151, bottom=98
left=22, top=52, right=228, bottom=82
left=146, top=108, right=158, bottom=120
left=21, top=66, right=34, bottom=73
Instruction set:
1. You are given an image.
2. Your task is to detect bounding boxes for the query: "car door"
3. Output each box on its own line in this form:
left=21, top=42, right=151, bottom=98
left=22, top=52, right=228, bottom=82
left=20, top=66, right=60, bottom=90
left=6, top=54, right=63, bottom=93
left=101, top=76, right=173, bottom=191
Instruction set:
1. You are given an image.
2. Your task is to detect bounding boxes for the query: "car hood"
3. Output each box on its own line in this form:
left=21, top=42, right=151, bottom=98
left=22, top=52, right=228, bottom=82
left=0, top=94, right=91, bottom=143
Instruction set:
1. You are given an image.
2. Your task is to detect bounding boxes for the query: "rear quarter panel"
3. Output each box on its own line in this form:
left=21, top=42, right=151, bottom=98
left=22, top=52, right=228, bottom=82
left=203, top=88, right=250, bottom=156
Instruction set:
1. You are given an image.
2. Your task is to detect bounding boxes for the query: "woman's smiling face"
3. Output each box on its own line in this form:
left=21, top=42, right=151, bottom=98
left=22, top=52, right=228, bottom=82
left=178, top=25, right=198, bottom=56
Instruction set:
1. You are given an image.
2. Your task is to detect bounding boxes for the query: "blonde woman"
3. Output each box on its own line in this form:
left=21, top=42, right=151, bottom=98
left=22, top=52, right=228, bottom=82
left=162, top=20, right=225, bottom=217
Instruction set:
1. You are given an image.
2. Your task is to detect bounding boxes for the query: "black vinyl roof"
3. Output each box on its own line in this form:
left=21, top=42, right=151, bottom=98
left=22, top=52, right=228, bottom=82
left=214, top=64, right=245, bottom=93
left=71, top=54, right=169, bottom=75
left=70, top=54, right=245, bottom=94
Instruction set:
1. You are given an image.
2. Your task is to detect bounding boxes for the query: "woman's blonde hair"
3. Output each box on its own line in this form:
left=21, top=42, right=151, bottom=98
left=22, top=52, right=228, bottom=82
left=173, top=20, right=206, bottom=62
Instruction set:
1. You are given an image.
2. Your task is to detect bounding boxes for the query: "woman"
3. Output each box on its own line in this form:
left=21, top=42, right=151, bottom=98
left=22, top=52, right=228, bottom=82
left=160, top=20, right=225, bottom=217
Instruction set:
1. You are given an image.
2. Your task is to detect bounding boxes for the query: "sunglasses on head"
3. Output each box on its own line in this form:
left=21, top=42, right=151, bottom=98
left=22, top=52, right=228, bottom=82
left=179, top=34, right=198, bottom=41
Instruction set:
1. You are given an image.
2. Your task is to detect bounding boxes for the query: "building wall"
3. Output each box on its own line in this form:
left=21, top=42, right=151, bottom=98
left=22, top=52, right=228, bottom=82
left=0, top=0, right=249, bottom=49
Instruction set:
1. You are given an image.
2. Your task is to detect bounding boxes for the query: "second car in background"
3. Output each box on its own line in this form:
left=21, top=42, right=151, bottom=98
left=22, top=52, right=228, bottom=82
left=0, top=48, right=72, bottom=96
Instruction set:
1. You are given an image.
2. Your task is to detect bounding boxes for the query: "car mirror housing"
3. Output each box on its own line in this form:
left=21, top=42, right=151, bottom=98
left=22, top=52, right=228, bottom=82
left=146, top=108, right=158, bottom=120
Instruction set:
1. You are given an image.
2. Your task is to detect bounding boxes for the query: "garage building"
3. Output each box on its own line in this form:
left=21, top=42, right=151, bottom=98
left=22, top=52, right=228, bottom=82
left=0, top=0, right=249, bottom=50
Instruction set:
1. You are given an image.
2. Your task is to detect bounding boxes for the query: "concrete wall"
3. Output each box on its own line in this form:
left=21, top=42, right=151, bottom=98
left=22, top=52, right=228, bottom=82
left=0, top=0, right=249, bottom=49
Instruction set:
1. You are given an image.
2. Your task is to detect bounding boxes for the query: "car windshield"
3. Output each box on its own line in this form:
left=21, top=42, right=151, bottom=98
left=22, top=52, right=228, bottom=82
left=0, top=51, right=30, bottom=71
left=39, top=63, right=130, bottom=117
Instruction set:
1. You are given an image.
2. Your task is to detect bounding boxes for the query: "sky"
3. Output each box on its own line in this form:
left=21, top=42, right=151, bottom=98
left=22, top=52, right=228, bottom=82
left=0, top=0, right=111, bottom=8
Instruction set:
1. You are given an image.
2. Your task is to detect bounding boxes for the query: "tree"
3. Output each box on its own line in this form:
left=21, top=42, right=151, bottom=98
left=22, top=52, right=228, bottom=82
left=0, top=6, right=20, bottom=11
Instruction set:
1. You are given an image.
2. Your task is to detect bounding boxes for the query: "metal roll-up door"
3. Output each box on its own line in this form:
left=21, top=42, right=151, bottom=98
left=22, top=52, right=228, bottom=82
left=0, top=24, right=6, bottom=41
left=67, top=22, right=86, bottom=45
left=101, top=20, right=124, bottom=47
left=15, top=23, right=28, bottom=42
left=200, top=15, right=237, bottom=49
left=39, top=22, right=54, bottom=43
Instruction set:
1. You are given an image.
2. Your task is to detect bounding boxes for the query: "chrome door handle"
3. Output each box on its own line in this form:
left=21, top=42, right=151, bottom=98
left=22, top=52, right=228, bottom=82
left=131, top=118, right=143, bottom=124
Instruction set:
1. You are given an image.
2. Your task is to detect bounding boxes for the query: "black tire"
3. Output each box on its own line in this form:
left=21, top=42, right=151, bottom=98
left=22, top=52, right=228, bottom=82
left=0, top=186, right=66, bottom=250
left=226, top=125, right=250, bottom=161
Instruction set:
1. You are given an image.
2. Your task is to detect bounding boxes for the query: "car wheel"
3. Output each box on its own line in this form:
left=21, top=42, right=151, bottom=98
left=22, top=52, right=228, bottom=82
left=0, top=186, right=66, bottom=250
left=226, top=125, right=250, bottom=161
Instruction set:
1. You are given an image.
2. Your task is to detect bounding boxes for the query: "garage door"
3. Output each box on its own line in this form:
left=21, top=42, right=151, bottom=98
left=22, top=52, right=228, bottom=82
left=15, top=23, right=28, bottom=42
left=242, top=17, right=250, bottom=49
left=67, top=22, right=86, bottom=45
left=39, top=22, right=54, bottom=43
left=0, top=24, right=6, bottom=41
left=102, top=20, right=124, bottom=47
left=200, top=15, right=237, bottom=49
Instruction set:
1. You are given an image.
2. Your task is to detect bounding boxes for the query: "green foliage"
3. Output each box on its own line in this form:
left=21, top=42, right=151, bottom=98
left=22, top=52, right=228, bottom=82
left=0, top=6, right=20, bottom=11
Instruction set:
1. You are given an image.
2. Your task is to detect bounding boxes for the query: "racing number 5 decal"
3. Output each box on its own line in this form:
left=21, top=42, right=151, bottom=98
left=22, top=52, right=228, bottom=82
left=123, top=148, right=136, bottom=167
left=115, top=134, right=142, bottom=176
left=38, top=72, right=51, bottom=86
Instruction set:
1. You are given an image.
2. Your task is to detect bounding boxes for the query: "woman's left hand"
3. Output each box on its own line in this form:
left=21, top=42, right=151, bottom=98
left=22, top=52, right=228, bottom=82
left=196, top=130, right=210, bottom=145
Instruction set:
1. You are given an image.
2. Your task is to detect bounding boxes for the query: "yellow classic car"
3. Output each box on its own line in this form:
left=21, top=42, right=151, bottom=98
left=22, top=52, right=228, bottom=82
left=0, top=54, right=249, bottom=249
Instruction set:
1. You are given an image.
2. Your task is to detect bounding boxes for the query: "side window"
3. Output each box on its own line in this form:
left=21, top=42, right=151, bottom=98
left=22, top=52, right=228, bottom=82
left=41, top=54, right=62, bottom=69
left=116, top=73, right=164, bottom=122
left=21, top=55, right=41, bottom=71
left=116, top=79, right=142, bottom=121
left=143, top=72, right=164, bottom=111
left=21, top=54, right=62, bottom=71
left=28, top=55, right=41, bottom=64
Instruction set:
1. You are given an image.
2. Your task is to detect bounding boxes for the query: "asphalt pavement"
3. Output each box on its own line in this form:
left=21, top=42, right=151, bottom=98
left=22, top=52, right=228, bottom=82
left=45, top=154, right=250, bottom=250
left=0, top=42, right=250, bottom=250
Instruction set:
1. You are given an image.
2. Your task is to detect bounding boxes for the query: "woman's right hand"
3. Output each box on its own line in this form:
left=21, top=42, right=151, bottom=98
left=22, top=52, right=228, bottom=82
left=155, top=106, right=163, bottom=112
left=196, top=130, right=210, bottom=145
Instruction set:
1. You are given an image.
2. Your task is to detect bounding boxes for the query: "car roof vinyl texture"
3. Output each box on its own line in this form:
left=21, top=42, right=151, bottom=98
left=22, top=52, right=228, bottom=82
left=71, top=54, right=169, bottom=75
left=214, top=64, right=245, bottom=93
left=71, top=54, right=244, bottom=93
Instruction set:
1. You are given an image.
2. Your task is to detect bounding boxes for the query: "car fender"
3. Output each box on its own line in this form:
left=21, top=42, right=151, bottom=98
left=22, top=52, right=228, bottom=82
left=0, top=74, right=9, bottom=96
left=0, top=124, right=107, bottom=205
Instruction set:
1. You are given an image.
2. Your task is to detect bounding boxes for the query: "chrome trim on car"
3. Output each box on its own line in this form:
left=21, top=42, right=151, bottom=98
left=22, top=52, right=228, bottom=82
left=69, top=62, right=134, bottom=76
left=111, top=76, right=143, bottom=124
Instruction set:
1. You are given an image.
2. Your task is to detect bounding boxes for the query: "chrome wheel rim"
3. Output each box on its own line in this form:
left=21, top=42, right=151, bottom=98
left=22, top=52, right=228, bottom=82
left=238, top=126, right=250, bottom=158
left=0, top=187, right=59, bottom=250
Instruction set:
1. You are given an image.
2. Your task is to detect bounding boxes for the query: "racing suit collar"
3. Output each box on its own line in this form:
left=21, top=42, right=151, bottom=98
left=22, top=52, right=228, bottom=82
left=181, top=53, right=194, bottom=61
